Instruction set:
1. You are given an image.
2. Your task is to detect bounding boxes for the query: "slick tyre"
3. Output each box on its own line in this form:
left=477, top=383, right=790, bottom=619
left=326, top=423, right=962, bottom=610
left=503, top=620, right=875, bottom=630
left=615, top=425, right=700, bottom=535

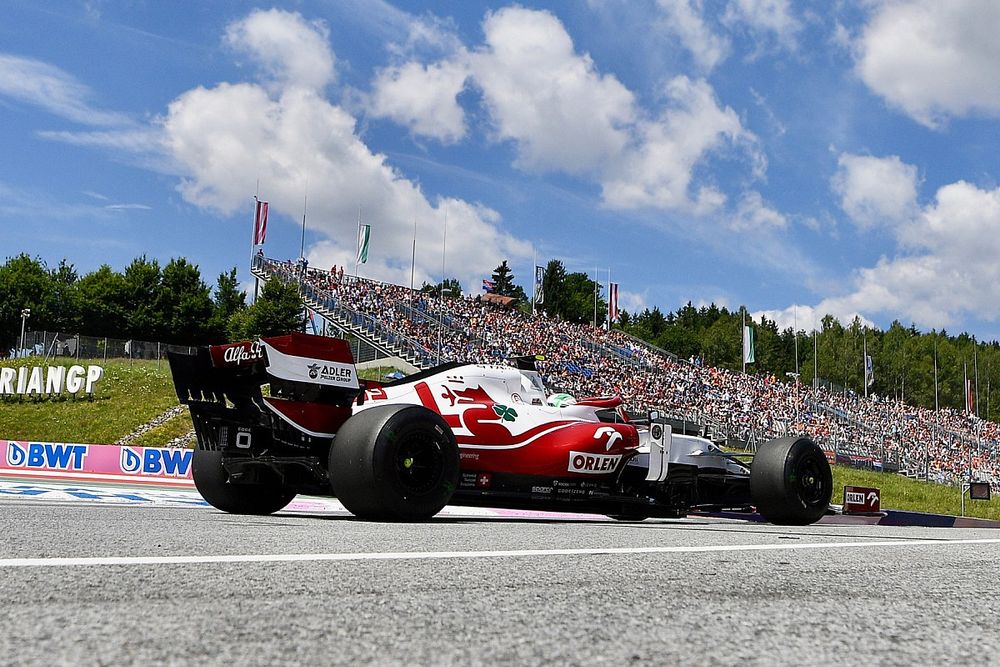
left=192, top=450, right=296, bottom=515
left=330, top=404, right=459, bottom=521
left=751, top=436, right=832, bottom=526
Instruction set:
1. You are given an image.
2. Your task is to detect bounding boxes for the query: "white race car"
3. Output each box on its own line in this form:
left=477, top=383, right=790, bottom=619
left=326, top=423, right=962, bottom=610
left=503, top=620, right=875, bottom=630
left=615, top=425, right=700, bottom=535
left=169, top=333, right=833, bottom=524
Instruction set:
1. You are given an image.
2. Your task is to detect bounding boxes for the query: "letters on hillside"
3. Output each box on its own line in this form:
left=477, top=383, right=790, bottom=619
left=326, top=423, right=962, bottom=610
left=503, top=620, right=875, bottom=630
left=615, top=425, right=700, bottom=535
left=0, top=365, right=104, bottom=397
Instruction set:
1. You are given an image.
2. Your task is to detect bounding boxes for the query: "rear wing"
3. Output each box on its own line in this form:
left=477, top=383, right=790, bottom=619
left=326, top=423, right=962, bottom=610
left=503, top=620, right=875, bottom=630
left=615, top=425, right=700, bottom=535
left=167, top=333, right=363, bottom=408
left=167, top=342, right=267, bottom=406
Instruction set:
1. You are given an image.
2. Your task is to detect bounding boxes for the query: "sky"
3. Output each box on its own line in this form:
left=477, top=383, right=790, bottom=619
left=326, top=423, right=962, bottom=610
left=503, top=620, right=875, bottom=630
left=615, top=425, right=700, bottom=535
left=3, top=1, right=1000, bottom=340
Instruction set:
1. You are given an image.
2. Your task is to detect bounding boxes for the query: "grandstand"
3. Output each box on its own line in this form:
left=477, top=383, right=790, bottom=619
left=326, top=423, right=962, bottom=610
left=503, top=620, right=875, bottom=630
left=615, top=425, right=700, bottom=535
left=252, top=255, right=1000, bottom=491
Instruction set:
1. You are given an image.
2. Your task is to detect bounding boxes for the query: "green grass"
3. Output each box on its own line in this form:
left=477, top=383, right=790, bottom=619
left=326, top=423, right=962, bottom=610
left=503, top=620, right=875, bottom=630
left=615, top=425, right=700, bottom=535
left=832, top=465, right=999, bottom=521
left=358, top=365, right=407, bottom=381
left=0, top=358, right=179, bottom=445
left=132, top=411, right=196, bottom=448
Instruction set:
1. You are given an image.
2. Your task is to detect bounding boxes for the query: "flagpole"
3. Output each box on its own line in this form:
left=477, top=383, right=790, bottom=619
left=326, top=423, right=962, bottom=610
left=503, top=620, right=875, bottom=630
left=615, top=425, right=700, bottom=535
left=742, top=308, right=746, bottom=374
left=299, top=194, right=307, bottom=261
left=410, top=217, right=417, bottom=311
left=251, top=192, right=259, bottom=304
left=863, top=331, right=868, bottom=399
left=592, top=266, right=598, bottom=328
left=932, top=337, right=939, bottom=480
left=793, top=306, right=799, bottom=380
left=964, top=361, right=969, bottom=415
left=813, top=321, right=818, bottom=389
left=974, top=338, right=980, bottom=418
left=356, top=206, right=361, bottom=277
left=606, top=268, right=611, bottom=331
left=531, top=248, right=536, bottom=317
left=438, top=206, right=448, bottom=364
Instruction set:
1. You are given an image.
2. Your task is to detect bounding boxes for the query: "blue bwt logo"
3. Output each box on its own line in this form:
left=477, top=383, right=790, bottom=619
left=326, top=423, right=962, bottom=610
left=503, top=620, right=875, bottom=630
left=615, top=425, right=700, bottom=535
left=5, top=442, right=88, bottom=470
left=119, top=447, right=193, bottom=477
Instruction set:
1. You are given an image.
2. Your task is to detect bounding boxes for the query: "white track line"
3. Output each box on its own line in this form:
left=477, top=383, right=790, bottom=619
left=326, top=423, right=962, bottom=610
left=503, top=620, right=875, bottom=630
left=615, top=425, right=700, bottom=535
left=3, top=538, right=1000, bottom=568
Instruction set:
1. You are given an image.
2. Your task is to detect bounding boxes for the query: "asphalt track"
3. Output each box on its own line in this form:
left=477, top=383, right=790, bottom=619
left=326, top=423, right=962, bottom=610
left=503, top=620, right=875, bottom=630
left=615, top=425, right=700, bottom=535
left=2, top=480, right=999, bottom=665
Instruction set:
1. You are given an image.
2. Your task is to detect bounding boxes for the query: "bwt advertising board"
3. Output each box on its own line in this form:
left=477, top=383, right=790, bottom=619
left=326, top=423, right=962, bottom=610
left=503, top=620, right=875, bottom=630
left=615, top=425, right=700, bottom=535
left=0, top=440, right=194, bottom=486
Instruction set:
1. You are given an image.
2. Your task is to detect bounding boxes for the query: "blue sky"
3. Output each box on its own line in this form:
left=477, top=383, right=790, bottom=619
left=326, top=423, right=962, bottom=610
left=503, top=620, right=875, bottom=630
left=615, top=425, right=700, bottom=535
left=3, top=1, right=1000, bottom=339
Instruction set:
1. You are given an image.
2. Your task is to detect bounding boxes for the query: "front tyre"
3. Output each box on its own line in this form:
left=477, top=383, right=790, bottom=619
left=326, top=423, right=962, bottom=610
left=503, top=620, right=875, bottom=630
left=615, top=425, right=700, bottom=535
left=751, top=436, right=832, bottom=525
left=192, top=450, right=296, bottom=515
left=329, top=405, right=459, bottom=521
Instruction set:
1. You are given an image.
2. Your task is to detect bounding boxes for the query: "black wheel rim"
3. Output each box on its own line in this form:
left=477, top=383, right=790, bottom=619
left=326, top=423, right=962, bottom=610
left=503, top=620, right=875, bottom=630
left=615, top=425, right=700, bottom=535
left=394, top=430, right=446, bottom=495
left=794, top=455, right=827, bottom=507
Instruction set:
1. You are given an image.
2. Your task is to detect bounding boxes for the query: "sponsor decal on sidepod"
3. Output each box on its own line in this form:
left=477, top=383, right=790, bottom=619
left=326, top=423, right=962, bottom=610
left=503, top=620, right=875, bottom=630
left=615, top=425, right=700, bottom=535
left=567, top=451, right=622, bottom=474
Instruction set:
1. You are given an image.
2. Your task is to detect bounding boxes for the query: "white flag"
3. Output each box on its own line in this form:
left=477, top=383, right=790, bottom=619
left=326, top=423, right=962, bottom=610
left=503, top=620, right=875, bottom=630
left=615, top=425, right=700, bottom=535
left=743, top=325, right=755, bottom=364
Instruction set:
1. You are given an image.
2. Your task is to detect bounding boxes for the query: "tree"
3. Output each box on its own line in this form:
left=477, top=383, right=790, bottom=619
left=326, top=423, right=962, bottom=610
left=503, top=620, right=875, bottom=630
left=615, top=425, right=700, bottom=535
left=540, top=260, right=567, bottom=318
left=211, top=268, right=246, bottom=341
left=47, top=260, right=80, bottom=334
left=551, top=271, right=605, bottom=325
left=228, top=278, right=304, bottom=340
left=420, top=278, right=462, bottom=297
left=0, top=254, right=54, bottom=349
left=158, top=258, right=214, bottom=344
left=122, top=256, right=163, bottom=341
left=76, top=264, right=127, bottom=338
left=490, top=261, right=515, bottom=296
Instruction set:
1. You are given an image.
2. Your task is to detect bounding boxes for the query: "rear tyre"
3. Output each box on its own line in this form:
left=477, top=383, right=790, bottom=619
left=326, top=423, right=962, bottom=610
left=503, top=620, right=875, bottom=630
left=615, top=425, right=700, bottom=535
left=192, top=449, right=296, bottom=515
left=329, top=405, right=460, bottom=521
left=751, top=436, right=832, bottom=525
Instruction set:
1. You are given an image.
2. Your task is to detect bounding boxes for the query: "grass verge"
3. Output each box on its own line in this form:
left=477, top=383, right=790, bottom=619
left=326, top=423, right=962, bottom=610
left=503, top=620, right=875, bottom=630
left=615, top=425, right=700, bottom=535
left=833, top=465, right=999, bottom=521
left=0, top=358, right=178, bottom=445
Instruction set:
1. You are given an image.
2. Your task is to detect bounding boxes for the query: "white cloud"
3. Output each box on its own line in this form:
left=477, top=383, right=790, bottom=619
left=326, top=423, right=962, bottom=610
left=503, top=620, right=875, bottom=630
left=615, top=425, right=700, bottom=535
left=369, top=59, right=469, bottom=143
left=729, top=190, right=787, bottom=231
left=224, top=9, right=335, bottom=92
left=364, top=7, right=764, bottom=222
left=655, top=0, right=729, bottom=71
left=854, top=0, right=1000, bottom=127
left=832, top=153, right=919, bottom=228
left=617, top=288, right=647, bottom=316
left=601, top=76, right=762, bottom=212
left=754, top=304, right=873, bottom=334
left=469, top=6, right=635, bottom=174
left=800, top=181, right=1000, bottom=330
left=0, top=54, right=129, bottom=126
left=155, top=11, right=530, bottom=294
left=722, top=0, right=802, bottom=53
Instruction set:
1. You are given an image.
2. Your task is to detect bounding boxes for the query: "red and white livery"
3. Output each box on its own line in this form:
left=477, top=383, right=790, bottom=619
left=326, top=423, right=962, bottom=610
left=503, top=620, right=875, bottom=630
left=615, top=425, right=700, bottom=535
left=169, top=333, right=833, bottom=524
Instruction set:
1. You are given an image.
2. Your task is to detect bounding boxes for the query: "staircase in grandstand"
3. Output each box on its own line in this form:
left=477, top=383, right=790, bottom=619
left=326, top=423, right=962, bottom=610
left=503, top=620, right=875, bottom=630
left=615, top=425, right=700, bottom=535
left=252, top=256, right=438, bottom=370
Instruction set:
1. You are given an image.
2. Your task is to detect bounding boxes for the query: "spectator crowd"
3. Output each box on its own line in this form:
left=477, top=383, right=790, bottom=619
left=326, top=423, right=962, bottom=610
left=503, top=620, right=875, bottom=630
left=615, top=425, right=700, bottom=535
left=259, top=256, right=1000, bottom=491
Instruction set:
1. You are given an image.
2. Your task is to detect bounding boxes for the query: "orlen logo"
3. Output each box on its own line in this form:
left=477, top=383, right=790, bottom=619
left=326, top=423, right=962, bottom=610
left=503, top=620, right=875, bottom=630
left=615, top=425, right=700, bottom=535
left=5, top=441, right=88, bottom=470
left=119, top=447, right=193, bottom=477
left=567, top=450, right=622, bottom=474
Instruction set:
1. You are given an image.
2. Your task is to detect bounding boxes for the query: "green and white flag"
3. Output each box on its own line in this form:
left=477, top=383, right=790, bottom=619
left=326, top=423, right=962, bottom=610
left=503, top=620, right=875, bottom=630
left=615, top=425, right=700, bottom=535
left=357, top=224, right=370, bottom=264
left=743, top=325, right=755, bottom=364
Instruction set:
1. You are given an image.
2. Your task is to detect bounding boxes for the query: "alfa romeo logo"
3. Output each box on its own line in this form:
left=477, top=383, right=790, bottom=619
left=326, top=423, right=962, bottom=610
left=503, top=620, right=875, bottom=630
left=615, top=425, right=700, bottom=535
left=493, top=404, right=518, bottom=422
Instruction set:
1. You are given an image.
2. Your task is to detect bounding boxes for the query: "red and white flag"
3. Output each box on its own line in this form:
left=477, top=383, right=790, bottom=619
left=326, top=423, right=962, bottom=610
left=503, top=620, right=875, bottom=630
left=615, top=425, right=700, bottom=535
left=608, top=282, right=619, bottom=323
left=253, top=198, right=269, bottom=245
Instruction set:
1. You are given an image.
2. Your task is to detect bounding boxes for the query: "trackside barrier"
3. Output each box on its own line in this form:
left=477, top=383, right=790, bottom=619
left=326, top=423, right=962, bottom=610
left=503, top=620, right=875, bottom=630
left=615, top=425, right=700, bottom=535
left=0, top=440, right=193, bottom=487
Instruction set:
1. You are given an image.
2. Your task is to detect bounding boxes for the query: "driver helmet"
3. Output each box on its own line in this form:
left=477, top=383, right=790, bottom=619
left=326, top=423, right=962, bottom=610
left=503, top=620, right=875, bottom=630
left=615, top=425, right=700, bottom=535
left=547, top=393, right=577, bottom=408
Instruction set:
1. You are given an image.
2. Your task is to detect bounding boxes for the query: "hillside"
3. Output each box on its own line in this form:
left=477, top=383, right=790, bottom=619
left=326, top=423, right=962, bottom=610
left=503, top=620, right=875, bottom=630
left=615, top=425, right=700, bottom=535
left=0, top=359, right=406, bottom=447
left=0, top=358, right=190, bottom=446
